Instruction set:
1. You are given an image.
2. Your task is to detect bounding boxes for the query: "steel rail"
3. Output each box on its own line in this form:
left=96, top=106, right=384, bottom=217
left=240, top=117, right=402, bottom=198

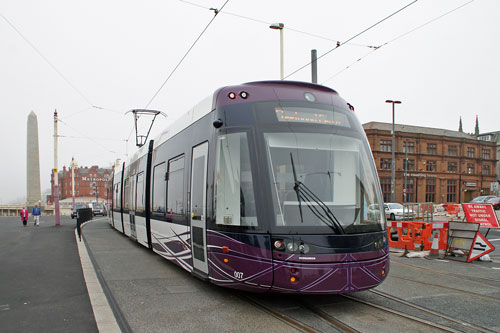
left=369, top=289, right=494, bottom=333
left=391, top=260, right=500, bottom=285
left=389, top=275, right=500, bottom=303
left=342, top=294, right=461, bottom=333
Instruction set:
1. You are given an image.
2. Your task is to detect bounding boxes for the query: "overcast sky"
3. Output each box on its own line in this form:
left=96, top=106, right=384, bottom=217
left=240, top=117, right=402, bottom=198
left=1, top=0, right=498, bottom=203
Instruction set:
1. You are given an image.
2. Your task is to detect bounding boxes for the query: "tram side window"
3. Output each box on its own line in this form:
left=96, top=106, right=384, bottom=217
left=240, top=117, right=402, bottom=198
left=136, top=172, right=145, bottom=213
left=114, top=183, right=121, bottom=209
left=152, top=163, right=166, bottom=216
left=123, top=178, right=131, bottom=211
left=166, top=156, right=185, bottom=223
left=215, top=132, right=258, bottom=227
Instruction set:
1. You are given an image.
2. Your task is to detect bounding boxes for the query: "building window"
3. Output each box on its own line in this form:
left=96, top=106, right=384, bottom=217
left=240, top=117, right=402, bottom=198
left=448, top=145, right=458, bottom=156
left=482, top=165, right=491, bottom=176
left=426, top=160, right=436, bottom=172
left=447, top=180, right=457, bottom=203
left=380, top=140, right=392, bottom=152
left=467, top=147, right=475, bottom=158
left=448, top=162, right=457, bottom=173
left=425, top=179, right=436, bottom=203
left=404, top=141, right=415, bottom=153
left=467, top=163, right=475, bottom=174
left=403, top=178, right=415, bottom=203
left=380, top=158, right=391, bottom=170
left=404, top=159, right=415, bottom=171
left=380, top=178, right=391, bottom=203
left=482, top=149, right=491, bottom=160
left=427, top=143, right=437, bottom=155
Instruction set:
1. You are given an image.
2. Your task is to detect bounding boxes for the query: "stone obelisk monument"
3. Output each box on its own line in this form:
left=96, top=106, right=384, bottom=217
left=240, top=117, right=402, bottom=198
left=27, top=111, right=42, bottom=207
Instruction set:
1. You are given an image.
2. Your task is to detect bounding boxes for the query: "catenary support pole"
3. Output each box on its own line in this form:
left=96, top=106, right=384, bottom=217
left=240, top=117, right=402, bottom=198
left=54, top=110, right=60, bottom=226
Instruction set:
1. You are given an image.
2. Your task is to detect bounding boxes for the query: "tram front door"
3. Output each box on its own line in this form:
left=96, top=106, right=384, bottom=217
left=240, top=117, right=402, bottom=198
left=190, top=142, right=209, bottom=275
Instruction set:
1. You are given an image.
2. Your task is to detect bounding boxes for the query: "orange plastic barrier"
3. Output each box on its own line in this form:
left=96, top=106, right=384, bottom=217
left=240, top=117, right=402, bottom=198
left=387, top=221, right=448, bottom=251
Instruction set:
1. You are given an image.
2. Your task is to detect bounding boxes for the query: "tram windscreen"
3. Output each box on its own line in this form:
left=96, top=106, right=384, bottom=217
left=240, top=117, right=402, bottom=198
left=265, top=132, right=384, bottom=234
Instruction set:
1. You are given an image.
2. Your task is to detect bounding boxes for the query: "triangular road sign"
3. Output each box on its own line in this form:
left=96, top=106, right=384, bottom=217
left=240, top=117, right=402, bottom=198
left=467, top=232, right=495, bottom=262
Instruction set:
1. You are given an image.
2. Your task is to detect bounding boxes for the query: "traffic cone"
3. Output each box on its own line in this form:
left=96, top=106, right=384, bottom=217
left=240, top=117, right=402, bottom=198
left=425, top=230, right=440, bottom=259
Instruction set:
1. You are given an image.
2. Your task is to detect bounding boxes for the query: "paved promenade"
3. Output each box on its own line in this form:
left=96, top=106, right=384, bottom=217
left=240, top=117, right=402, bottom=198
left=0, top=216, right=97, bottom=332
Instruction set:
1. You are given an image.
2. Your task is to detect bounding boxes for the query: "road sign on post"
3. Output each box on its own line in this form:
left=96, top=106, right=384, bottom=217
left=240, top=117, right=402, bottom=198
left=462, top=203, right=500, bottom=228
left=467, top=232, right=495, bottom=262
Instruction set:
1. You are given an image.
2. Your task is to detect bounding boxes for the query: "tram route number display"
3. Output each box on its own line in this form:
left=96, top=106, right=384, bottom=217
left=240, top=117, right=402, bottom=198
left=462, top=203, right=500, bottom=228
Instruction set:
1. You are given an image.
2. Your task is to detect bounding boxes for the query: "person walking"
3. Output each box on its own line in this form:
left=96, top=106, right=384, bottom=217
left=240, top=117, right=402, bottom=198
left=20, top=207, right=29, bottom=227
left=32, top=204, right=41, bottom=226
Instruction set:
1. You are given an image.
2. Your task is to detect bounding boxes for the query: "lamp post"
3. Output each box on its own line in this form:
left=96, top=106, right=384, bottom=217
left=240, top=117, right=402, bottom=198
left=386, top=100, right=401, bottom=202
left=269, top=23, right=284, bottom=80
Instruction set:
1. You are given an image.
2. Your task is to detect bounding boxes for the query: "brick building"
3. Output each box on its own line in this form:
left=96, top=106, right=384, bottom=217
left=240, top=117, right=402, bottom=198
left=48, top=165, right=112, bottom=203
left=363, top=122, right=497, bottom=204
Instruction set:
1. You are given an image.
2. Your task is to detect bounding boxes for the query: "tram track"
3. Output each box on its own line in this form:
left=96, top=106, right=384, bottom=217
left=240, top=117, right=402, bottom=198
left=365, top=289, right=495, bottom=333
left=240, top=293, right=358, bottom=333
left=391, top=259, right=500, bottom=286
left=388, top=275, right=500, bottom=303
left=240, top=290, right=485, bottom=333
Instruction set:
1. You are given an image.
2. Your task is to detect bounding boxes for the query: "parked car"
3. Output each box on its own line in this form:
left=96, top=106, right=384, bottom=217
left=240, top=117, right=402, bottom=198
left=71, top=203, right=89, bottom=219
left=486, top=197, right=500, bottom=210
left=469, top=195, right=496, bottom=204
left=384, top=203, right=415, bottom=221
left=92, top=203, right=107, bottom=216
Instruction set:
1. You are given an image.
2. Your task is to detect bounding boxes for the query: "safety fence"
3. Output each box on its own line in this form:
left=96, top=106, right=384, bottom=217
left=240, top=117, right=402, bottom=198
left=387, top=220, right=449, bottom=251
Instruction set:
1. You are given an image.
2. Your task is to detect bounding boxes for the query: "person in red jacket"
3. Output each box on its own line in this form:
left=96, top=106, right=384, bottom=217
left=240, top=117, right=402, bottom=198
left=20, top=207, right=29, bottom=227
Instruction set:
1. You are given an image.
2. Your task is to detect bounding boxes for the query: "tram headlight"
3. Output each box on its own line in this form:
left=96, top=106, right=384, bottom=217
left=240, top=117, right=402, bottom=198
left=286, top=242, right=298, bottom=252
left=298, top=243, right=309, bottom=254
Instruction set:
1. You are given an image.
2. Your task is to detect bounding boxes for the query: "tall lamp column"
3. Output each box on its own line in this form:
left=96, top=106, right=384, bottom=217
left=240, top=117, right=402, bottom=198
left=386, top=100, right=401, bottom=203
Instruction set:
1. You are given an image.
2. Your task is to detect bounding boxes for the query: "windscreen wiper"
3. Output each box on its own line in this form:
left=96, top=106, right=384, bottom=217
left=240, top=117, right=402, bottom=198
left=290, top=153, right=304, bottom=223
left=290, top=154, right=345, bottom=234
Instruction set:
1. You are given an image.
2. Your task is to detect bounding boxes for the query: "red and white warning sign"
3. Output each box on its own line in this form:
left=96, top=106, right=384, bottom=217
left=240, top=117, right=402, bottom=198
left=462, top=204, right=500, bottom=228
left=467, top=232, right=495, bottom=262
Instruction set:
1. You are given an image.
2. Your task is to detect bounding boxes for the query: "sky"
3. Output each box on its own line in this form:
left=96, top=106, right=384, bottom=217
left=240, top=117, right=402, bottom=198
left=1, top=0, right=499, bottom=203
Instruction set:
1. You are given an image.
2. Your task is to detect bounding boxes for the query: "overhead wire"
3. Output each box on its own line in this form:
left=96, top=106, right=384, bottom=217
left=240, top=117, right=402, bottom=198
left=0, top=13, right=94, bottom=106
left=177, top=0, right=376, bottom=48
left=58, top=118, right=119, bottom=154
left=321, top=0, right=475, bottom=84
left=284, top=0, right=419, bottom=80
left=144, top=0, right=231, bottom=108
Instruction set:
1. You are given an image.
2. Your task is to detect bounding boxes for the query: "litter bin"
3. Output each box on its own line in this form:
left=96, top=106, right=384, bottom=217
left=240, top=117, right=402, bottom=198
left=76, top=208, right=93, bottom=241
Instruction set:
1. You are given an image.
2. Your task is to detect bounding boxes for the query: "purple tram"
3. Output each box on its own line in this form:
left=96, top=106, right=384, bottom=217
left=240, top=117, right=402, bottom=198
left=109, top=81, right=388, bottom=294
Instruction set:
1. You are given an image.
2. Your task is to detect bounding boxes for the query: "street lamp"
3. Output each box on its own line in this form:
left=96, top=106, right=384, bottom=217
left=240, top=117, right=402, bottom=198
left=386, top=100, right=401, bottom=202
left=269, top=23, right=284, bottom=80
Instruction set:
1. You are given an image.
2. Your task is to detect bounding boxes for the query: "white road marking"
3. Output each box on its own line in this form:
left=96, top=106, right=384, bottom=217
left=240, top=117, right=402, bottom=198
left=488, top=238, right=500, bottom=242
left=492, top=267, right=500, bottom=270
left=0, top=304, right=10, bottom=311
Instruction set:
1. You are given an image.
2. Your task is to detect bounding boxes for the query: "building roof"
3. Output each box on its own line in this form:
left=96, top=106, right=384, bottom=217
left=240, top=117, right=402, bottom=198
left=363, top=121, right=477, bottom=140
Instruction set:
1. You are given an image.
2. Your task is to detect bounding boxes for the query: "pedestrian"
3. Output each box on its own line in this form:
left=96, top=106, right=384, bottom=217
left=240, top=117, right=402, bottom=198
left=32, top=204, right=41, bottom=226
left=20, top=207, right=29, bottom=227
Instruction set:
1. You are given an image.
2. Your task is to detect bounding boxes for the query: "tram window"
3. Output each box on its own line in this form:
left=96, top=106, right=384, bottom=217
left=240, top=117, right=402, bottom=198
left=166, top=156, right=185, bottom=222
left=136, top=172, right=145, bottom=213
left=123, top=178, right=131, bottom=210
left=152, top=163, right=166, bottom=216
left=215, top=132, right=258, bottom=227
left=114, top=183, right=121, bottom=209
left=265, top=132, right=383, bottom=233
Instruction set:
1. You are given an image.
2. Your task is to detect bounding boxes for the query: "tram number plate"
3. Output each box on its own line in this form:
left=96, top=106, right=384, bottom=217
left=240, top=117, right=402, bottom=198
left=234, top=271, right=244, bottom=279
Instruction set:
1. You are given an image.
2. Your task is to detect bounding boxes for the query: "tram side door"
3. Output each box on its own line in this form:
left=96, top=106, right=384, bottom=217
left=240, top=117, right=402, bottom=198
left=190, top=142, right=209, bottom=275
